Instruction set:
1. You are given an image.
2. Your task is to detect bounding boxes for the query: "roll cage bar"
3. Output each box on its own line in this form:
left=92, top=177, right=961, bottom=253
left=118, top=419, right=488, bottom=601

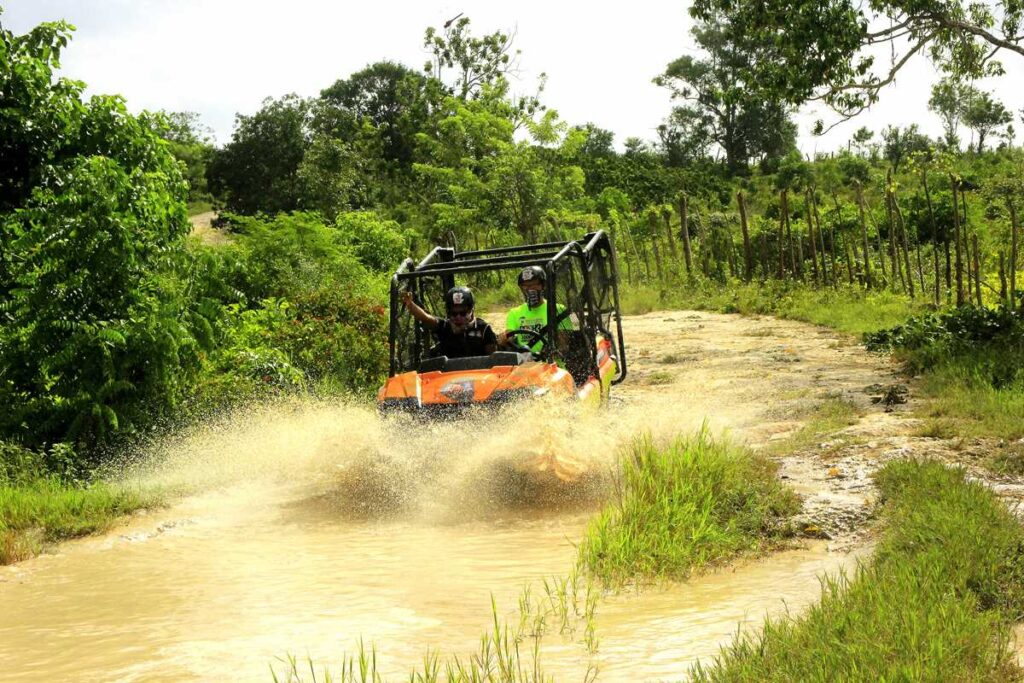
left=388, top=231, right=627, bottom=386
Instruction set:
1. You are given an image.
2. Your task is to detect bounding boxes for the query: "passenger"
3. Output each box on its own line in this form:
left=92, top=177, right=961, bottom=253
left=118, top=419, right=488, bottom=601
left=499, top=266, right=573, bottom=353
left=401, top=286, right=497, bottom=358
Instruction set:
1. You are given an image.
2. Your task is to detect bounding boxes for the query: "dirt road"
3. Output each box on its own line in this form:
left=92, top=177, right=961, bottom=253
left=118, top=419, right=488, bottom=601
left=0, top=310, right=991, bottom=680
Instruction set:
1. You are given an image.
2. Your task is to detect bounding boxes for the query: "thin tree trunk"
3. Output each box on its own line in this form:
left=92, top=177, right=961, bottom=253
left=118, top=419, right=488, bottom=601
left=760, top=230, right=769, bottom=281
left=1009, top=199, right=1019, bottom=312
left=811, top=191, right=833, bottom=286
left=856, top=183, right=873, bottom=288
left=885, top=176, right=906, bottom=293
left=777, top=191, right=787, bottom=279
left=649, top=215, right=665, bottom=281
left=783, top=190, right=797, bottom=277
left=933, top=244, right=941, bottom=306
left=726, top=234, right=737, bottom=279
left=663, top=210, right=678, bottom=260
left=894, top=196, right=916, bottom=299
left=804, top=190, right=820, bottom=283
left=851, top=233, right=863, bottom=285
left=971, top=233, right=983, bottom=306
left=952, top=176, right=964, bottom=305
left=999, top=251, right=1008, bottom=305
left=737, top=191, right=753, bottom=281
left=921, top=167, right=941, bottom=298
left=915, top=229, right=926, bottom=295
left=869, top=206, right=888, bottom=285
left=797, top=234, right=805, bottom=280
left=622, top=219, right=643, bottom=283
left=844, top=236, right=855, bottom=285
left=679, top=195, right=693, bottom=276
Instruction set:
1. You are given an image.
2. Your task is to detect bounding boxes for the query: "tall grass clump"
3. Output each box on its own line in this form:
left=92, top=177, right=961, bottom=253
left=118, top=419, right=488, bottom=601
left=691, top=459, right=1024, bottom=682
left=579, top=432, right=800, bottom=585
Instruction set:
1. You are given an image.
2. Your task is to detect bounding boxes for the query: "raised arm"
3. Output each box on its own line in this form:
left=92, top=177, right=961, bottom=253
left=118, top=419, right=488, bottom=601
left=401, top=290, right=440, bottom=330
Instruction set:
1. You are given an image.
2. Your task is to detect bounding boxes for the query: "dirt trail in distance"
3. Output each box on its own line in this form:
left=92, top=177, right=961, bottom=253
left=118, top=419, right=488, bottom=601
left=2, top=309, right=1012, bottom=681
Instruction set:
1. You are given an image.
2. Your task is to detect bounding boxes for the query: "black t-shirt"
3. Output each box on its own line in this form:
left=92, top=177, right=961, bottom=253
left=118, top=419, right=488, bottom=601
left=433, top=318, right=497, bottom=358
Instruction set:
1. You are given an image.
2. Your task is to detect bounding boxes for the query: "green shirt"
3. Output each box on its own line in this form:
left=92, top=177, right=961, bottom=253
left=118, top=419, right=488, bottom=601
left=506, top=301, right=574, bottom=352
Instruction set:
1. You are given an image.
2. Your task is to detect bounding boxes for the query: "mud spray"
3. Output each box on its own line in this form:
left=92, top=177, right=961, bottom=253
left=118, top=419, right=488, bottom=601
left=0, top=311, right=887, bottom=681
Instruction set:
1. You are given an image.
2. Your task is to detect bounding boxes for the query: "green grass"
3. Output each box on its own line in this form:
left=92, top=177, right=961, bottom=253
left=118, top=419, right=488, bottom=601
left=866, top=306, right=1024, bottom=443
left=187, top=199, right=213, bottom=216
left=0, top=478, right=162, bottom=564
left=691, top=459, right=1024, bottom=682
left=618, top=279, right=927, bottom=336
left=765, top=396, right=864, bottom=456
left=578, top=431, right=801, bottom=585
left=918, top=372, right=1024, bottom=441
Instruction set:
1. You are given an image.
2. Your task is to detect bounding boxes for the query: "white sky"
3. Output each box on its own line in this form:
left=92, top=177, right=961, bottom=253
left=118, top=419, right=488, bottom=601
left=4, top=0, right=1023, bottom=153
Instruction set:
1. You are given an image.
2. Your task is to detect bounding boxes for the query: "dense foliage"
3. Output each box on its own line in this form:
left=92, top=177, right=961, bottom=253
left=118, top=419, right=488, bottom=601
left=0, top=17, right=389, bottom=466
left=2, top=8, right=1023, bottom=477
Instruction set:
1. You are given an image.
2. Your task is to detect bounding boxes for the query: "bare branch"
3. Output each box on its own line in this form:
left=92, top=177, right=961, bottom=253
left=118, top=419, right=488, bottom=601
left=815, top=103, right=872, bottom=135
left=828, top=31, right=937, bottom=95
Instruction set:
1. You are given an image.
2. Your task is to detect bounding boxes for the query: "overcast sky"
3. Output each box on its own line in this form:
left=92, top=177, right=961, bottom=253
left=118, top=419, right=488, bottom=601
left=4, top=0, right=1023, bottom=154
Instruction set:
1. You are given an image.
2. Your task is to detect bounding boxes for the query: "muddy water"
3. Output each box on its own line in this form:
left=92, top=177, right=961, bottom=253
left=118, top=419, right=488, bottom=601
left=0, top=311, right=895, bottom=681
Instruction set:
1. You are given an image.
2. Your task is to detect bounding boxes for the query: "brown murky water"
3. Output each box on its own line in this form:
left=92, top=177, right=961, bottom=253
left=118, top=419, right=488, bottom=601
left=0, top=311, right=897, bottom=681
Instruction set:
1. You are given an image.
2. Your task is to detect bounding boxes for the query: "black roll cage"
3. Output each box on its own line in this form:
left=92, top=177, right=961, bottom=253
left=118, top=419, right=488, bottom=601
left=388, top=231, right=627, bottom=386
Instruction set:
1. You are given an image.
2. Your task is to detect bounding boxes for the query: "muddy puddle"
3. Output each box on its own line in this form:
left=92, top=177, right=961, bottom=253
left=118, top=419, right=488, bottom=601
left=0, top=311, right=899, bottom=681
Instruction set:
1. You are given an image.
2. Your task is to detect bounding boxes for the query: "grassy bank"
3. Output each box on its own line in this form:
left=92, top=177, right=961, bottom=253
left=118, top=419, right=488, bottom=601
left=1, top=443, right=163, bottom=564
left=865, top=306, right=1024, bottom=445
left=1, top=480, right=162, bottom=564
left=620, top=279, right=927, bottom=336
left=691, top=459, right=1024, bottom=681
left=579, top=432, right=801, bottom=585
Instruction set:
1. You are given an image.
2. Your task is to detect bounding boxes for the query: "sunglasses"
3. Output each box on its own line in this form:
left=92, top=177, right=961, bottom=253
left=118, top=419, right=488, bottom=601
left=449, top=309, right=472, bottom=320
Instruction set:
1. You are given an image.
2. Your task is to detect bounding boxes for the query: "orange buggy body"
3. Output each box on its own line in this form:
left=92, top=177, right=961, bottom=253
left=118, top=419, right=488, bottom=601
left=378, top=232, right=627, bottom=417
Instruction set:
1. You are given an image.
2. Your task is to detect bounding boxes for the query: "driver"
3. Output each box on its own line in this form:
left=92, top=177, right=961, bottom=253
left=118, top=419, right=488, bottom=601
left=401, top=286, right=497, bottom=358
left=499, top=266, right=573, bottom=353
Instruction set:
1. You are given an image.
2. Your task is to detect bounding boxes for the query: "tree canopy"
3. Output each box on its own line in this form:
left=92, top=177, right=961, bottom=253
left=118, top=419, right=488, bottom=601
left=689, top=0, right=1024, bottom=126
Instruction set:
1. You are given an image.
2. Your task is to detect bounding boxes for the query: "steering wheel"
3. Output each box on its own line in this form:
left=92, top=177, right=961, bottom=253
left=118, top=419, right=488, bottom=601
left=505, top=328, right=546, bottom=358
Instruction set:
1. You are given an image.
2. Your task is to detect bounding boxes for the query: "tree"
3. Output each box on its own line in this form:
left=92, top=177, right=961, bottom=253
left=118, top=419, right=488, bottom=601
left=962, top=89, right=1012, bottom=152
left=882, top=125, right=931, bottom=171
left=655, top=12, right=797, bottom=172
left=206, top=94, right=312, bottom=214
left=155, top=110, right=215, bottom=204
left=318, top=61, right=429, bottom=168
left=0, top=17, right=204, bottom=450
left=689, top=0, right=1024, bottom=122
left=928, top=77, right=972, bottom=149
left=852, top=126, right=875, bottom=156
left=423, top=16, right=544, bottom=127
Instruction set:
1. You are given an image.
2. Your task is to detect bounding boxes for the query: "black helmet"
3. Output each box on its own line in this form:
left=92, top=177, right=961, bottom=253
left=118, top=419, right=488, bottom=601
left=517, top=265, right=546, bottom=286
left=444, top=286, right=475, bottom=313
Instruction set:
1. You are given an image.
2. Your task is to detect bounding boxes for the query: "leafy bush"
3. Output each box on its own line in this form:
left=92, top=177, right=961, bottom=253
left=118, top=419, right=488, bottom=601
left=0, top=20, right=205, bottom=454
left=334, top=210, right=411, bottom=271
left=865, top=305, right=1024, bottom=386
